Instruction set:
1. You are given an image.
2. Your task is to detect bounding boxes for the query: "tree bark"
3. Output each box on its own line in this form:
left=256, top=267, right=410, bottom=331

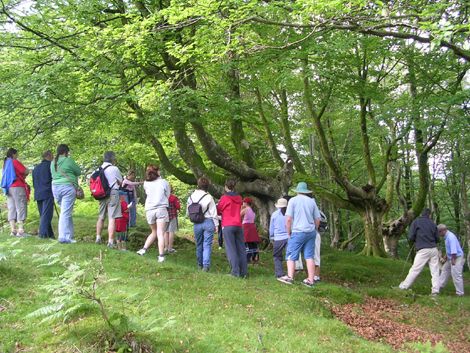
left=460, top=162, right=470, bottom=268
left=381, top=57, right=431, bottom=252
left=255, top=88, right=284, bottom=167
left=449, top=146, right=461, bottom=235
left=383, top=235, right=399, bottom=259
left=279, top=89, right=305, bottom=173
left=190, top=121, right=265, bottom=180
left=302, top=56, right=387, bottom=256
left=329, top=204, right=340, bottom=248
left=149, top=135, right=197, bottom=185
left=227, top=55, right=256, bottom=167
left=361, top=206, right=386, bottom=257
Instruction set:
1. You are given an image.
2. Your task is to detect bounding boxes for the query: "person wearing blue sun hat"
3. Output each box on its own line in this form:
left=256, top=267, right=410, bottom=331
left=277, top=182, right=321, bottom=288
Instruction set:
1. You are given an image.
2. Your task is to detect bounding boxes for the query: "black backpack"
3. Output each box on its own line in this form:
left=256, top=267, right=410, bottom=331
left=188, top=193, right=208, bottom=223
left=318, top=210, right=328, bottom=233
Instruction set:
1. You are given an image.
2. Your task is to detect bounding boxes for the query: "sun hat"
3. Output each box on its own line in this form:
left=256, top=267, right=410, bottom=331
left=275, top=198, right=288, bottom=208
left=293, top=182, right=311, bottom=194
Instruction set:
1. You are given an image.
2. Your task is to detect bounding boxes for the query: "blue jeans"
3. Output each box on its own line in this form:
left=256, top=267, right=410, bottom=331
left=129, top=202, right=137, bottom=227
left=52, top=184, right=76, bottom=243
left=285, top=231, right=316, bottom=261
left=194, top=218, right=215, bottom=269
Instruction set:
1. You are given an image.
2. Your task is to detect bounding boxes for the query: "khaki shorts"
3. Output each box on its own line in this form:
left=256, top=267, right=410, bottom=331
left=166, top=218, right=178, bottom=232
left=7, top=186, right=27, bottom=222
left=146, top=207, right=169, bottom=225
left=98, top=190, right=122, bottom=220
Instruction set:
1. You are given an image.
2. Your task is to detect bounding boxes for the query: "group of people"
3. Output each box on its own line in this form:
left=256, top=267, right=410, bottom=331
left=0, top=147, right=137, bottom=246
left=178, top=178, right=323, bottom=285
left=1, top=146, right=465, bottom=292
left=1, top=145, right=323, bottom=283
left=398, top=208, right=465, bottom=296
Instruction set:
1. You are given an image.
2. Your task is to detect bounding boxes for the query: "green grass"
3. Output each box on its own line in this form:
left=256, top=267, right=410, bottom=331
left=1, top=202, right=469, bottom=352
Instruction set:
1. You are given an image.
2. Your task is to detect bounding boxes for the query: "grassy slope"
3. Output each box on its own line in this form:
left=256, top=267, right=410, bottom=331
left=1, top=212, right=469, bottom=353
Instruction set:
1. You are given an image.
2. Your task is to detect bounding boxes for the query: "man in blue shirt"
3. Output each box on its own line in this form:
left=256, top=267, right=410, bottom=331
left=269, top=198, right=289, bottom=278
left=32, top=151, right=55, bottom=238
left=277, top=182, right=321, bottom=288
left=438, top=224, right=465, bottom=296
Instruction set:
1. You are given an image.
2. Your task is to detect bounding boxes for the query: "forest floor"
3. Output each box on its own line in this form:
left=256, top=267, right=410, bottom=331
left=1, top=214, right=469, bottom=353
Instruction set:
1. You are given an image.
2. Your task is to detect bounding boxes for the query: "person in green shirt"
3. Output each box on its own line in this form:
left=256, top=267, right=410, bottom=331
left=50, top=144, right=81, bottom=243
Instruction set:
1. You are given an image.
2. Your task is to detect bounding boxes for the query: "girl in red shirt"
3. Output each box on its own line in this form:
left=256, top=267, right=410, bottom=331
left=241, top=197, right=260, bottom=263
left=115, top=194, right=129, bottom=250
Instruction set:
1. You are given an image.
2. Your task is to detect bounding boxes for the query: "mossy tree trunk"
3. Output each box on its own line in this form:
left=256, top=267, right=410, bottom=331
left=361, top=206, right=386, bottom=257
left=381, top=57, right=466, bottom=257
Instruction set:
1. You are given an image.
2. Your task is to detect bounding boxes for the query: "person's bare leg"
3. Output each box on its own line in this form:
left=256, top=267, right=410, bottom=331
left=143, top=223, right=157, bottom=249
left=306, top=259, right=315, bottom=283
left=156, top=222, right=166, bottom=256
left=17, top=221, right=25, bottom=235
left=9, top=220, right=17, bottom=235
left=164, top=231, right=169, bottom=252
left=168, top=231, right=175, bottom=250
left=96, top=218, right=104, bottom=237
left=108, top=218, right=116, bottom=244
left=314, top=265, right=320, bottom=278
left=287, top=260, right=295, bottom=279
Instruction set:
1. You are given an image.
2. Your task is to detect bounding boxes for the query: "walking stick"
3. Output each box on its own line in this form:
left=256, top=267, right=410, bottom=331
left=125, top=200, right=132, bottom=242
left=53, top=202, right=60, bottom=218
left=126, top=207, right=130, bottom=241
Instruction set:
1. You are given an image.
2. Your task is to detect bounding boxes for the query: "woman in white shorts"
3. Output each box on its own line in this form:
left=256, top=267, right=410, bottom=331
left=136, top=165, right=170, bottom=262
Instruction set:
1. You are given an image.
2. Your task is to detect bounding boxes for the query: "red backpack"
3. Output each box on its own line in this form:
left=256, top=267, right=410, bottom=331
left=89, top=165, right=112, bottom=200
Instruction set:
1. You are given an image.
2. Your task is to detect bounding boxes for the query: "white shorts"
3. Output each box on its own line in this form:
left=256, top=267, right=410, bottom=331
left=146, top=207, right=169, bottom=225
left=314, top=233, right=321, bottom=266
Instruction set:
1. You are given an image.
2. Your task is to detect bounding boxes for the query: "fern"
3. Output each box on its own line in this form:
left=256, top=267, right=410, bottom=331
left=0, top=239, right=23, bottom=261
left=26, top=303, right=64, bottom=319
left=26, top=249, right=172, bottom=350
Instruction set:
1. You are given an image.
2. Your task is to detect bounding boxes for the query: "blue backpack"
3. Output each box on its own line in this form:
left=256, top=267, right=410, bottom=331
left=1, top=158, right=16, bottom=195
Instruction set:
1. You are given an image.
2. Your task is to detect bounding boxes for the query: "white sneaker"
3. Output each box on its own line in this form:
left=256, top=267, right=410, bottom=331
left=158, top=256, right=165, bottom=263
left=137, top=248, right=146, bottom=256
left=70, top=240, right=77, bottom=244
left=95, top=236, right=101, bottom=244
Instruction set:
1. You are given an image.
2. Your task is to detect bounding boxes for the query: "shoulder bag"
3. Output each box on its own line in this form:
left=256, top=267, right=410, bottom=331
left=58, top=166, right=85, bottom=199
